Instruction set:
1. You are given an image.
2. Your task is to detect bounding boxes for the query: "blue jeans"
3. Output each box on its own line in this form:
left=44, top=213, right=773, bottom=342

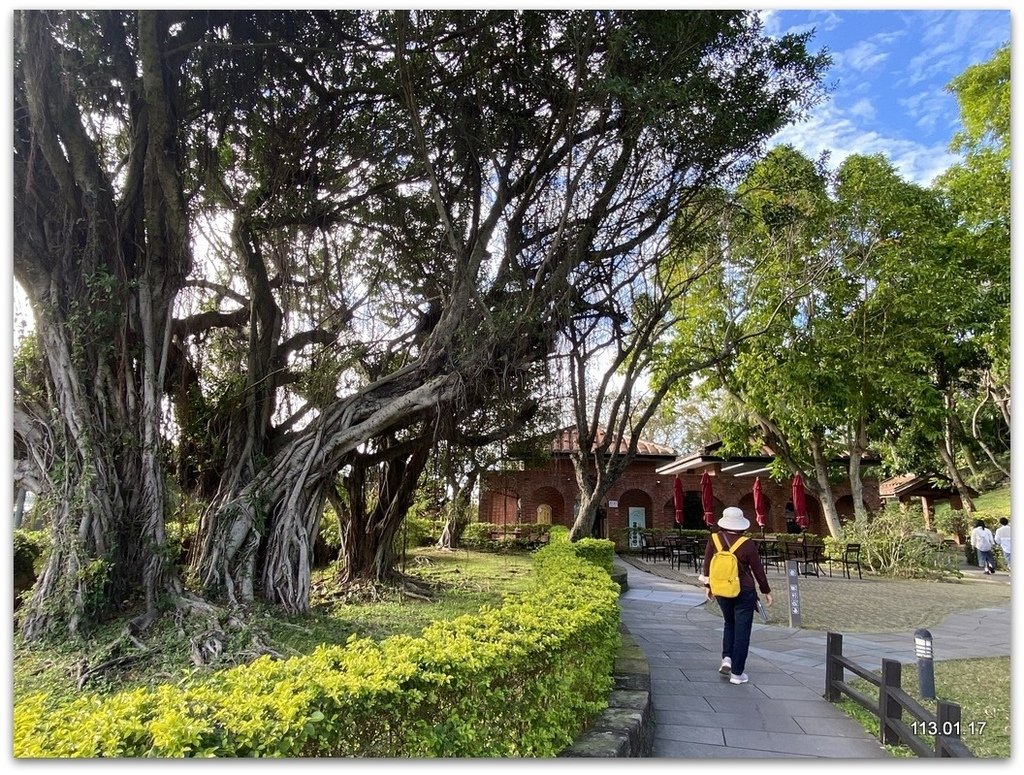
left=978, top=549, right=994, bottom=571
left=717, top=587, right=757, bottom=676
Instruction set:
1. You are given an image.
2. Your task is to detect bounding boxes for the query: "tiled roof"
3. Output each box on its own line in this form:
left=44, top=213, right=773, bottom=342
left=879, top=474, right=919, bottom=498
left=549, top=426, right=677, bottom=458
left=879, top=474, right=973, bottom=499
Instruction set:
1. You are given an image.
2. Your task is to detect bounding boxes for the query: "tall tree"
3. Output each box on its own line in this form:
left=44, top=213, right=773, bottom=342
left=13, top=10, right=829, bottom=631
left=934, top=43, right=1011, bottom=481
left=196, top=10, right=827, bottom=607
left=13, top=10, right=215, bottom=638
left=664, top=147, right=985, bottom=537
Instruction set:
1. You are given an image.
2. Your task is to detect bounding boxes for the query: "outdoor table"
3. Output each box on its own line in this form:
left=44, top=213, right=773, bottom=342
left=754, top=538, right=784, bottom=573
left=796, top=543, right=825, bottom=577
left=668, top=534, right=697, bottom=571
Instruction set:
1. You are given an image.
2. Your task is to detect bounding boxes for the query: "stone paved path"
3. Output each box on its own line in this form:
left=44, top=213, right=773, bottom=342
left=615, top=557, right=1011, bottom=758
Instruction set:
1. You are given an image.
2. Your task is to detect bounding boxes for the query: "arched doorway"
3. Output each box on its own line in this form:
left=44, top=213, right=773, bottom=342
left=619, top=488, right=653, bottom=548
left=835, top=494, right=868, bottom=525
left=532, top=486, right=565, bottom=526
left=681, top=490, right=724, bottom=530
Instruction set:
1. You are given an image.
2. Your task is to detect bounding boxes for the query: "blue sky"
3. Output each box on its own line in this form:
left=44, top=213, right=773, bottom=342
left=762, top=8, right=1010, bottom=186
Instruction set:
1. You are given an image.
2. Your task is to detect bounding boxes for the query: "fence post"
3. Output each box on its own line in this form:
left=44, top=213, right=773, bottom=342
left=935, top=701, right=963, bottom=757
left=878, top=659, right=903, bottom=745
left=824, top=632, right=843, bottom=701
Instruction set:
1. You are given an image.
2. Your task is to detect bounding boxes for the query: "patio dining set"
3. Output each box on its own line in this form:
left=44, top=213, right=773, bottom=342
left=638, top=530, right=863, bottom=580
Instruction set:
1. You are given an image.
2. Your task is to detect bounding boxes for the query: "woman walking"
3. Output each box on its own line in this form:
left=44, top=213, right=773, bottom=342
left=701, top=507, right=773, bottom=684
left=971, top=518, right=997, bottom=574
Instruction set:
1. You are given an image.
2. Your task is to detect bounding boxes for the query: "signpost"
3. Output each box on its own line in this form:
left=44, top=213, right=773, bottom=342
left=787, top=560, right=802, bottom=628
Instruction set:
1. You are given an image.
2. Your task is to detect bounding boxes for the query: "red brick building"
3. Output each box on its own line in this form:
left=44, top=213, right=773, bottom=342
left=477, top=431, right=882, bottom=548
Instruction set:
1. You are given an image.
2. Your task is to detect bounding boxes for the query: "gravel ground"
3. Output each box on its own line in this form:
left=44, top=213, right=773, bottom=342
left=618, top=554, right=1011, bottom=633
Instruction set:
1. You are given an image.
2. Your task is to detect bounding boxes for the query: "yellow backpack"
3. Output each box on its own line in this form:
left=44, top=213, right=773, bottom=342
left=708, top=533, right=748, bottom=598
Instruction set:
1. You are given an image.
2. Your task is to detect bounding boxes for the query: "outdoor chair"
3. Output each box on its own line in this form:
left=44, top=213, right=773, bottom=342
left=829, top=543, right=863, bottom=579
left=669, top=536, right=696, bottom=571
left=639, top=532, right=658, bottom=562
left=758, top=539, right=783, bottom=573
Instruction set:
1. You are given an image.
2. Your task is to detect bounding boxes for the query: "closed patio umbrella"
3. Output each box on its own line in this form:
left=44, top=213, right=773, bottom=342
left=792, top=474, right=809, bottom=530
left=673, top=475, right=683, bottom=527
left=701, top=471, right=715, bottom=527
left=753, top=476, right=767, bottom=533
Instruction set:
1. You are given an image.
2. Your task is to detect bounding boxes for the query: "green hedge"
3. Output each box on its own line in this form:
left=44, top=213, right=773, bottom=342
left=14, top=540, right=620, bottom=758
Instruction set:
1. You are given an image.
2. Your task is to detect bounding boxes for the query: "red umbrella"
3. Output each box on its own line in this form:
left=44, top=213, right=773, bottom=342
left=673, top=475, right=684, bottom=527
left=753, top=476, right=767, bottom=531
left=792, top=474, right=809, bottom=530
left=701, top=471, right=716, bottom=527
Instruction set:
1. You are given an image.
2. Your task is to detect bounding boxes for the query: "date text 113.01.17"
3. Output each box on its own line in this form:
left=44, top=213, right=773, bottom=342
left=910, top=720, right=986, bottom=736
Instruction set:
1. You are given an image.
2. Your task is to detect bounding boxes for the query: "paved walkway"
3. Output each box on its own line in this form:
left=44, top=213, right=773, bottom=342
left=615, top=557, right=1011, bottom=758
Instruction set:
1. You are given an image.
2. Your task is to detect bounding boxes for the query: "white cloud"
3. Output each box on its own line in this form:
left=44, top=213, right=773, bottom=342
left=761, top=9, right=842, bottom=43
left=908, top=10, right=1008, bottom=85
left=847, top=98, right=876, bottom=121
left=839, top=40, right=890, bottom=73
left=771, top=101, right=957, bottom=187
left=899, top=88, right=952, bottom=135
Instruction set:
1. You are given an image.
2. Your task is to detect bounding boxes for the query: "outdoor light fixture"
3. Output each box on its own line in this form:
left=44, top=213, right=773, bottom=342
left=914, top=628, right=936, bottom=699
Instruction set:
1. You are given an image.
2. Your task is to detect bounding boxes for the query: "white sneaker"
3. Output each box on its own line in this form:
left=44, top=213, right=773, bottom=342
left=729, top=672, right=749, bottom=685
left=719, top=657, right=732, bottom=675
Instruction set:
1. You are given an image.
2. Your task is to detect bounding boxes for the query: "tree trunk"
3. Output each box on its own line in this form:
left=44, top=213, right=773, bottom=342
left=940, top=391, right=975, bottom=515
left=339, top=444, right=431, bottom=585
left=569, top=490, right=603, bottom=542
left=14, top=11, right=190, bottom=639
left=847, top=419, right=869, bottom=524
left=196, top=370, right=454, bottom=611
left=808, top=436, right=842, bottom=538
left=14, top=487, right=27, bottom=529
left=436, top=470, right=478, bottom=551
left=938, top=440, right=975, bottom=515
left=568, top=447, right=606, bottom=542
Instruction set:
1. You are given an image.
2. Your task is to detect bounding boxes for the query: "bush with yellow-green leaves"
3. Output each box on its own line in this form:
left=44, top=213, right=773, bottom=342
left=15, top=538, right=620, bottom=758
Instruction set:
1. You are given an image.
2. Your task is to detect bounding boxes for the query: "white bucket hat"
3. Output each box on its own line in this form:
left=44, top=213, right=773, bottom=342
left=718, top=506, right=750, bottom=532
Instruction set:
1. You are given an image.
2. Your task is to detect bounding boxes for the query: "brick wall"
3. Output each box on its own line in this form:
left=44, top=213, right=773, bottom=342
left=479, top=457, right=881, bottom=548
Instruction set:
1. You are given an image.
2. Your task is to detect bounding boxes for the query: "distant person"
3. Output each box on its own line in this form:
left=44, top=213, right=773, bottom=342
left=784, top=504, right=799, bottom=534
left=994, top=517, right=1011, bottom=573
left=701, top=507, right=773, bottom=685
left=970, top=518, right=997, bottom=575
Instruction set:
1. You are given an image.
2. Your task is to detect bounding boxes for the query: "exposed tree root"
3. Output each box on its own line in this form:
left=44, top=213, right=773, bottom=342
left=76, top=651, right=148, bottom=690
left=74, top=631, right=152, bottom=690
left=309, top=572, right=439, bottom=606
left=400, top=584, right=433, bottom=602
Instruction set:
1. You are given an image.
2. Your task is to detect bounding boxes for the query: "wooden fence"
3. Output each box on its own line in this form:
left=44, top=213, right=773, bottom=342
left=824, top=632, right=974, bottom=758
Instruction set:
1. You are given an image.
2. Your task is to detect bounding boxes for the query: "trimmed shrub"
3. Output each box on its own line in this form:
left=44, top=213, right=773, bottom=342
left=460, top=522, right=498, bottom=550
left=14, top=541, right=620, bottom=758
left=838, top=503, right=961, bottom=579
left=568, top=537, right=615, bottom=574
left=548, top=524, right=570, bottom=543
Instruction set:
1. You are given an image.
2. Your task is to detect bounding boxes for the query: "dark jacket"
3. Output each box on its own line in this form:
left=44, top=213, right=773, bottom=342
left=702, top=530, right=771, bottom=595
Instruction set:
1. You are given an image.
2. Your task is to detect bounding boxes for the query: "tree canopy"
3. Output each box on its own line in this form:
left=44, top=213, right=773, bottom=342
left=13, top=9, right=828, bottom=638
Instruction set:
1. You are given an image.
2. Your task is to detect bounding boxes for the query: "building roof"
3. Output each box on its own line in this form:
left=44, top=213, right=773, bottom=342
left=548, top=426, right=677, bottom=458
left=656, top=439, right=881, bottom=477
left=879, top=474, right=976, bottom=500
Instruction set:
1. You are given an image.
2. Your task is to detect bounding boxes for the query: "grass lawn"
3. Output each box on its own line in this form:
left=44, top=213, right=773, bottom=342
left=14, top=547, right=535, bottom=706
left=934, top=484, right=1010, bottom=518
left=840, top=656, right=1010, bottom=758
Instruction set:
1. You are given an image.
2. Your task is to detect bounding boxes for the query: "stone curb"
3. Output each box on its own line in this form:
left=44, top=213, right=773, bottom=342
left=559, top=573, right=654, bottom=758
